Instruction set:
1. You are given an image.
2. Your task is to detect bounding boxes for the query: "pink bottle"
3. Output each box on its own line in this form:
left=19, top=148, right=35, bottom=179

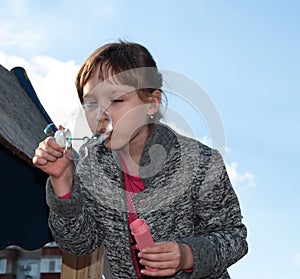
left=130, top=219, right=157, bottom=271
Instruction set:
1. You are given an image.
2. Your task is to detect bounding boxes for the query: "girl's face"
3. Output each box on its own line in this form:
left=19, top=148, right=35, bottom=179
left=82, top=70, right=159, bottom=151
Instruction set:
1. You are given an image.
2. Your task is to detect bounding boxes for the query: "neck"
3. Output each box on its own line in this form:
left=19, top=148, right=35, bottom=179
left=119, top=125, right=151, bottom=176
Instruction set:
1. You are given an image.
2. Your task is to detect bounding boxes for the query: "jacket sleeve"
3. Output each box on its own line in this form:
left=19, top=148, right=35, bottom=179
left=46, top=160, right=107, bottom=257
left=180, top=149, right=248, bottom=278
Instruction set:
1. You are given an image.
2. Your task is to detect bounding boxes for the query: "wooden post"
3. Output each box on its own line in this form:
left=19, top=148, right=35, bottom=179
left=60, top=244, right=104, bottom=279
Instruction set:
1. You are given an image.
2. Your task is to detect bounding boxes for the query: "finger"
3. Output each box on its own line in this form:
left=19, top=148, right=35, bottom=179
left=35, top=147, right=63, bottom=162
left=140, top=267, right=178, bottom=277
left=44, top=137, right=64, bottom=151
left=140, top=258, right=175, bottom=269
left=32, top=155, right=48, bottom=166
left=141, top=242, right=176, bottom=253
left=38, top=139, right=64, bottom=158
left=64, top=149, right=75, bottom=161
left=138, top=250, right=173, bottom=262
left=138, top=242, right=181, bottom=267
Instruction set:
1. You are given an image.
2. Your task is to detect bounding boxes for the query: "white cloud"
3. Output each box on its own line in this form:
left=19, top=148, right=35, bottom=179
left=0, top=51, right=80, bottom=126
left=226, top=162, right=256, bottom=190
left=0, top=51, right=30, bottom=69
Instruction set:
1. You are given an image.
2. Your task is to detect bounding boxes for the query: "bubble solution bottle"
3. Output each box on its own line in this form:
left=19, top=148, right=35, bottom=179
left=130, top=218, right=157, bottom=271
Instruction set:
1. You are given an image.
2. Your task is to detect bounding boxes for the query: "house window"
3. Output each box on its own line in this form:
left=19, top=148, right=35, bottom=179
left=49, top=260, right=55, bottom=272
left=0, top=259, right=7, bottom=274
left=40, top=257, right=62, bottom=273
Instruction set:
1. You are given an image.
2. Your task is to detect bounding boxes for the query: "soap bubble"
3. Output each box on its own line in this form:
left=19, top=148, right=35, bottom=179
left=81, top=104, right=113, bottom=147
left=54, top=128, right=72, bottom=149
left=44, top=105, right=113, bottom=161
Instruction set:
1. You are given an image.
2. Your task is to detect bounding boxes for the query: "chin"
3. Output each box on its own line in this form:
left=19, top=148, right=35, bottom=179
left=104, top=138, right=125, bottom=151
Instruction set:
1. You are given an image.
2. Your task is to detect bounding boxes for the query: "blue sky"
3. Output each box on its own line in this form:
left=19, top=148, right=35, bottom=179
left=1, top=0, right=300, bottom=278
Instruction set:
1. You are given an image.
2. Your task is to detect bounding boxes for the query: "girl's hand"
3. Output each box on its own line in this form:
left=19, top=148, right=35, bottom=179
left=138, top=241, right=194, bottom=277
left=32, top=137, right=73, bottom=196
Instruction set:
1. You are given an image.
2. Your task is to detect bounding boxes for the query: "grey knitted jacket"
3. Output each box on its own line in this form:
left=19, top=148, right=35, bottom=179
left=46, top=123, right=248, bottom=278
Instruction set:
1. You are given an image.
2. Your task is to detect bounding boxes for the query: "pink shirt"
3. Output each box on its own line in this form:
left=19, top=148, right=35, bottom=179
left=120, top=154, right=146, bottom=278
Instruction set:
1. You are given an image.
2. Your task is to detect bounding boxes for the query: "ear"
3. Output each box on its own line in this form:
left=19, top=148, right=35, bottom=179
left=147, top=90, right=161, bottom=116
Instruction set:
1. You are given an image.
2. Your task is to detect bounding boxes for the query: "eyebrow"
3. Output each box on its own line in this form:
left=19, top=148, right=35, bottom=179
left=83, top=82, right=136, bottom=99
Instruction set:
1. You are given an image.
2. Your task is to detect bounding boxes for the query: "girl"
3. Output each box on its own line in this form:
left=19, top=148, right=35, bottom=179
left=33, top=41, right=248, bottom=278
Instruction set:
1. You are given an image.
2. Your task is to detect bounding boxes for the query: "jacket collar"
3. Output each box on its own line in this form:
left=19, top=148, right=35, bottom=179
left=139, top=123, right=179, bottom=187
left=95, top=122, right=179, bottom=187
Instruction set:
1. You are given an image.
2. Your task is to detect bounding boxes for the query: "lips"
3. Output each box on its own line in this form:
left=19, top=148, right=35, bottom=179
left=95, top=121, right=113, bottom=136
left=99, top=127, right=106, bottom=134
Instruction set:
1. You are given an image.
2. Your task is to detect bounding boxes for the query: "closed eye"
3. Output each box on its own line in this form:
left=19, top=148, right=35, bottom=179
left=84, top=102, right=98, bottom=106
left=82, top=102, right=99, bottom=111
left=111, top=99, right=124, bottom=103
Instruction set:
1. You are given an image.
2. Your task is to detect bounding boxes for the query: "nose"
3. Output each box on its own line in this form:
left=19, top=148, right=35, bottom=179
left=96, top=106, right=112, bottom=134
left=96, top=105, right=109, bottom=121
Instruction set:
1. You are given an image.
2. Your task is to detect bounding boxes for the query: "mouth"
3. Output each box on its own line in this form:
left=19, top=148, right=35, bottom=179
left=95, top=122, right=113, bottom=136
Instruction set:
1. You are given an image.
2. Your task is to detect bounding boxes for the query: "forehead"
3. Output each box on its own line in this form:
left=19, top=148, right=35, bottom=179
left=83, top=64, right=141, bottom=99
left=83, top=75, right=136, bottom=99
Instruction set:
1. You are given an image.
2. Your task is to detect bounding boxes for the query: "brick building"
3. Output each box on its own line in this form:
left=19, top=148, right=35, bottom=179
left=0, top=243, right=62, bottom=279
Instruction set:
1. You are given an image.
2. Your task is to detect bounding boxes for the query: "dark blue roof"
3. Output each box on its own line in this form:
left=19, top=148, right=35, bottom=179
left=11, top=66, right=53, bottom=125
left=0, top=65, right=53, bottom=250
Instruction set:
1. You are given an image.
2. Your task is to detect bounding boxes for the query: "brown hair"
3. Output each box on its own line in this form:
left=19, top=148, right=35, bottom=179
left=75, top=40, right=165, bottom=120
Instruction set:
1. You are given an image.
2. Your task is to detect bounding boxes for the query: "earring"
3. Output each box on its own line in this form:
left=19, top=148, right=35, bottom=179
left=149, top=115, right=154, bottom=119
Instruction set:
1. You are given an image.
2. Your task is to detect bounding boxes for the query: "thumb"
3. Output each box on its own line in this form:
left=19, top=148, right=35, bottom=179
left=64, top=148, right=75, bottom=161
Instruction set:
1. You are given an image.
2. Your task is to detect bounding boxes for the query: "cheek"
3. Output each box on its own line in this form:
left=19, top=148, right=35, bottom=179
left=85, top=114, right=96, bottom=132
left=85, top=113, right=103, bottom=135
left=113, top=107, right=148, bottom=132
